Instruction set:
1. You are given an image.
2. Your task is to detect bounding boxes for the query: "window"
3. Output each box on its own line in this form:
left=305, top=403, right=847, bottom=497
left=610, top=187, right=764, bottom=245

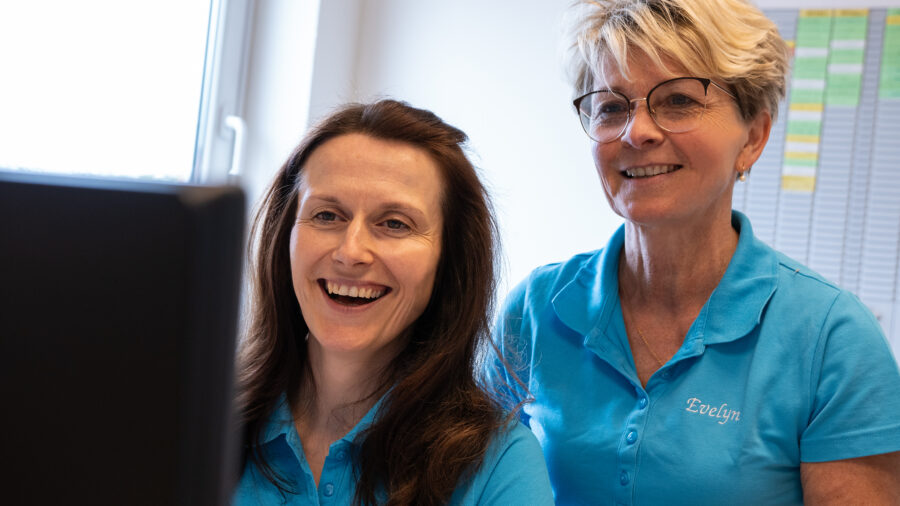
left=0, top=0, right=252, bottom=183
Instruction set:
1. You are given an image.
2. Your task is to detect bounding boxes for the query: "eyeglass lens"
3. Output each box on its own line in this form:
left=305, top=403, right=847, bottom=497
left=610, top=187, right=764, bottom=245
left=578, top=78, right=710, bottom=142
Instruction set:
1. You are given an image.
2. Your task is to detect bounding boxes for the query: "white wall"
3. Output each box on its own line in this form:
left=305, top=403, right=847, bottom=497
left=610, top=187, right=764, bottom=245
left=253, top=0, right=900, bottom=297
left=241, top=0, right=320, bottom=215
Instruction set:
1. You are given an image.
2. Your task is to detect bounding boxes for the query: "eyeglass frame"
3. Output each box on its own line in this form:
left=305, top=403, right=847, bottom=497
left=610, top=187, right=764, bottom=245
left=572, top=77, right=739, bottom=143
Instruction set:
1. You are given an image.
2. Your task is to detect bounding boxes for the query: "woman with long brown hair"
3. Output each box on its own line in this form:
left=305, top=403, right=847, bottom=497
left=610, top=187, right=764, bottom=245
left=231, top=99, right=553, bottom=505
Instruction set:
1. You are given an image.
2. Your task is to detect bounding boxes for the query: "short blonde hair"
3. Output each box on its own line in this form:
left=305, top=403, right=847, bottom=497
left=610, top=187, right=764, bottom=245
left=566, top=0, right=790, bottom=121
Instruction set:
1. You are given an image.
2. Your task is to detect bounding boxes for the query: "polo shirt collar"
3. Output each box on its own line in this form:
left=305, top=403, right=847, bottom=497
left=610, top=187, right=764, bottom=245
left=259, top=393, right=387, bottom=447
left=551, top=210, right=777, bottom=347
left=551, top=226, right=623, bottom=339
left=259, top=395, right=295, bottom=444
left=701, top=211, right=778, bottom=344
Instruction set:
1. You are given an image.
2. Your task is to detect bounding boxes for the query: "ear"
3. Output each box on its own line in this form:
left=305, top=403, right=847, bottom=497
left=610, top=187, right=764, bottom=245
left=737, top=110, right=772, bottom=173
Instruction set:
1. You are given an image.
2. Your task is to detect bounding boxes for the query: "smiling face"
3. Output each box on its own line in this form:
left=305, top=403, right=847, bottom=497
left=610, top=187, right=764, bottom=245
left=591, top=53, right=767, bottom=229
left=290, top=133, right=444, bottom=363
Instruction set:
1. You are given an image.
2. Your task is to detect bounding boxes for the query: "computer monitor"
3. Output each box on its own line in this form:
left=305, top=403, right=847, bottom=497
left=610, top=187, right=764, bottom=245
left=0, top=171, right=245, bottom=505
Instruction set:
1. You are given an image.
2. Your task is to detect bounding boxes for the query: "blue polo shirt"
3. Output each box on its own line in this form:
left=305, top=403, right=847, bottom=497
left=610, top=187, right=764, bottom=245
left=232, top=395, right=554, bottom=505
left=492, top=211, right=900, bottom=505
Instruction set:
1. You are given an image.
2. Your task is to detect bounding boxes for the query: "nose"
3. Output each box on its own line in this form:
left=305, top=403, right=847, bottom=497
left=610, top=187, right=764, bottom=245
left=332, top=220, right=374, bottom=266
left=620, top=98, right=664, bottom=147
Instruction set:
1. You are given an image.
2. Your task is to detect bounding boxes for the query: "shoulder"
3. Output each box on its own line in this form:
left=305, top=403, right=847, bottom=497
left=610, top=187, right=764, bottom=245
left=758, top=254, right=900, bottom=461
left=451, top=421, right=554, bottom=505
left=728, top=214, right=881, bottom=338
left=757, top=247, right=890, bottom=370
left=729, top=211, right=854, bottom=322
left=768, top=249, right=880, bottom=335
left=773, top=250, right=841, bottom=300
left=490, top=420, right=547, bottom=457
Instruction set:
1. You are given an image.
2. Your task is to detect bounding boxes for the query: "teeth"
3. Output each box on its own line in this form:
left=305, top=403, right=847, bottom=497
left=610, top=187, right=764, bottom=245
left=326, top=281, right=384, bottom=299
left=625, top=165, right=679, bottom=178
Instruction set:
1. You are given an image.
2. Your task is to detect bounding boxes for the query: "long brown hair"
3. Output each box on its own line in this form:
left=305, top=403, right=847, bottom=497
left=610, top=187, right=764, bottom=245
left=236, top=99, right=508, bottom=505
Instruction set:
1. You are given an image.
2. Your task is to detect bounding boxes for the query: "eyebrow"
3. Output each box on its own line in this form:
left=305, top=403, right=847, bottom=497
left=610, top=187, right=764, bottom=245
left=302, top=194, right=430, bottom=220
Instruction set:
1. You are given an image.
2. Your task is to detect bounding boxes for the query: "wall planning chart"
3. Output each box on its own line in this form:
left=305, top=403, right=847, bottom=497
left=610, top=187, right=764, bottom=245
left=732, top=8, right=900, bottom=358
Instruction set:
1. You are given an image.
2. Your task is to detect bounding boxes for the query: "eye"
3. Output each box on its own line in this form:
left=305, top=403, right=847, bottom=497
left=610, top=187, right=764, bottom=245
left=382, top=218, right=411, bottom=231
left=598, top=100, right=628, bottom=114
left=665, top=93, right=699, bottom=107
left=653, top=91, right=705, bottom=112
left=592, top=97, right=629, bottom=125
left=311, top=210, right=339, bottom=223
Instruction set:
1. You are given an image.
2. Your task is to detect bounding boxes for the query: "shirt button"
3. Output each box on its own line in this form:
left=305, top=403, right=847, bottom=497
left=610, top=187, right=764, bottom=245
left=638, top=397, right=648, bottom=409
left=335, top=449, right=348, bottom=461
left=661, top=369, right=671, bottom=379
left=323, top=482, right=335, bottom=497
left=626, top=430, right=638, bottom=444
left=620, top=470, right=630, bottom=485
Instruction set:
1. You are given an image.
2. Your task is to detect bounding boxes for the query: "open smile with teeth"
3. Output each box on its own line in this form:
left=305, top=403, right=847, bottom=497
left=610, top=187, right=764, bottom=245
left=320, top=279, right=390, bottom=306
left=624, top=164, right=682, bottom=178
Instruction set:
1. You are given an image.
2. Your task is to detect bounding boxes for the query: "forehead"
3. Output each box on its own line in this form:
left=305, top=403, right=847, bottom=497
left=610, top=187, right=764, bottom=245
left=595, top=51, right=685, bottom=92
left=298, top=133, right=445, bottom=210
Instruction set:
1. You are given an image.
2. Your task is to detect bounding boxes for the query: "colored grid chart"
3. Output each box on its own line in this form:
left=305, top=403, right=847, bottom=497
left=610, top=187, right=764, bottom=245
left=732, top=8, right=900, bottom=359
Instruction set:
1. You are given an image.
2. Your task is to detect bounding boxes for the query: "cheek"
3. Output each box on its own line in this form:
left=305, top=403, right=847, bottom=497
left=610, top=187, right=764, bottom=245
left=591, top=143, right=617, bottom=178
left=591, top=143, right=603, bottom=170
left=288, top=226, right=299, bottom=263
left=289, top=262, right=306, bottom=306
left=698, top=114, right=748, bottom=159
left=289, top=229, right=305, bottom=271
left=398, top=245, right=441, bottom=301
left=591, top=145, right=618, bottom=195
left=289, top=228, right=319, bottom=293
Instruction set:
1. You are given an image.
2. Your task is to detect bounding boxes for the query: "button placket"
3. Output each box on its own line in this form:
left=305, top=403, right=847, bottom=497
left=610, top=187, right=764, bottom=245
left=319, top=442, right=350, bottom=501
left=614, top=388, right=649, bottom=506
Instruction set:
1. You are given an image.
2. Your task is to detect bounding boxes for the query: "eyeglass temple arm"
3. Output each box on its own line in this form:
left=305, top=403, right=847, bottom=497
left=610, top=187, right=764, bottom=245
left=709, top=80, right=737, bottom=100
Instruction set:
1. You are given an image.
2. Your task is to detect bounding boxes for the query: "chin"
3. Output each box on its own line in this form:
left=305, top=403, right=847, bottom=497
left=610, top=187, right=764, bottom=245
left=313, top=330, right=370, bottom=349
left=617, top=208, right=669, bottom=226
left=618, top=199, right=698, bottom=225
left=311, top=327, right=397, bottom=355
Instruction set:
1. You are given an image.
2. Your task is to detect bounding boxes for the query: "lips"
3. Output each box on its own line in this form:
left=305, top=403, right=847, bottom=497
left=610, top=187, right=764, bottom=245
left=623, top=164, right=682, bottom=178
left=319, top=279, right=390, bottom=306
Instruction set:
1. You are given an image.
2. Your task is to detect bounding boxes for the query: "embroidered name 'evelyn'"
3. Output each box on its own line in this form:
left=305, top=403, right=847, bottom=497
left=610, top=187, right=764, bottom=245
left=685, top=397, right=741, bottom=425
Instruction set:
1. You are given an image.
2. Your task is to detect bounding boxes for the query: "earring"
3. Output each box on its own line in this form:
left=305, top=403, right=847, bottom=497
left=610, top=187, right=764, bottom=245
left=738, top=164, right=747, bottom=182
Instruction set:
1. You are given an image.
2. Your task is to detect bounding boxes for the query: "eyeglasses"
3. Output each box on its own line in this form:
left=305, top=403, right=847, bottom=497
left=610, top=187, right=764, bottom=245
left=573, top=77, right=738, bottom=143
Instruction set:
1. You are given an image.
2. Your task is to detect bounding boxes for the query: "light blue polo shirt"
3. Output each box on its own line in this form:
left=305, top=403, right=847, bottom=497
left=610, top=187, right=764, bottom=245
left=492, top=211, right=900, bottom=505
left=232, top=394, right=554, bottom=505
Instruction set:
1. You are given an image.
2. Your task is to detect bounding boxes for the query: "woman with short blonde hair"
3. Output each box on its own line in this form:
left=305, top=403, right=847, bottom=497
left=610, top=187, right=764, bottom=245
left=489, top=0, right=900, bottom=503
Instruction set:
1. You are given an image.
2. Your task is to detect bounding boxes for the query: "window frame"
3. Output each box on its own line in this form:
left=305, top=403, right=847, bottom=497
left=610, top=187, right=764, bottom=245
left=193, top=0, right=256, bottom=184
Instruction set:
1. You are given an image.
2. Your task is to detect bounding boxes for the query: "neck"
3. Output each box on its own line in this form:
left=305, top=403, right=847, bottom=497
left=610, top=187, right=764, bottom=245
left=619, top=210, right=738, bottom=313
left=297, top=337, right=400, bottom=437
